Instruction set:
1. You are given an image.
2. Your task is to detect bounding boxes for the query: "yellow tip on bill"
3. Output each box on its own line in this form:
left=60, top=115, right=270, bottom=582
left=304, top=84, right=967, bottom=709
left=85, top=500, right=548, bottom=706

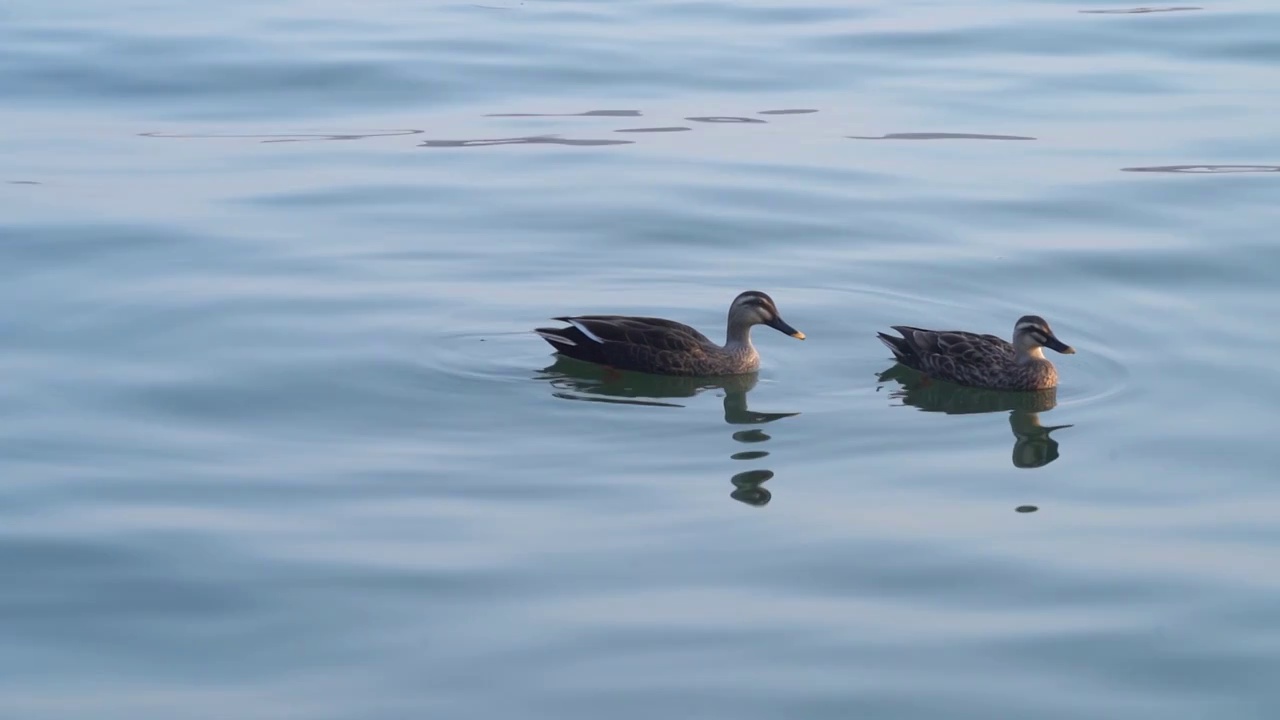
left=791, top=331, right=806, bottom=340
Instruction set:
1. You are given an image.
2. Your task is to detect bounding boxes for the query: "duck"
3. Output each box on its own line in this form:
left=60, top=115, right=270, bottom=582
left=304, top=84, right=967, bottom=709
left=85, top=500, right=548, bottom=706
left=877, top=315, right=1075, bottom=391
left=535, top=291, right=805, bottom=376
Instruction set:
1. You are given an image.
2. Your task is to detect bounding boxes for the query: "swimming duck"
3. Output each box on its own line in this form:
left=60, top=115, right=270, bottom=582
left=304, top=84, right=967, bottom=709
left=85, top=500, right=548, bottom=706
left=535, top=291, right=805, bottom=376
left=877, top=315, right=1075, bottom=391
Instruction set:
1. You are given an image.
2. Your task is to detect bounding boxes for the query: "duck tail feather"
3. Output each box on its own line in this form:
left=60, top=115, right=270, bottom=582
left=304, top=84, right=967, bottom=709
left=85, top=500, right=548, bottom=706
left=534, top=328, right=578, bottom=347
left=877, top=331, right=910, bottom=361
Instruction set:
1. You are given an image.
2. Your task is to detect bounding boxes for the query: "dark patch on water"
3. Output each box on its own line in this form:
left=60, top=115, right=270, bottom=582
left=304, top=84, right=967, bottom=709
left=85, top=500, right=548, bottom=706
left=139, top=130, right=423, bottom=143
left=1121, top=164, right=1280, bottom=173
left=730, top=469, right=773, bottom=507
left=419, top=135, right=634, bottom=148
left=848, top=132, right=1036, bottom=140
left=685, top=116, right=768, bottom=124
left=614, top=126, right=692, bottom=133
left=485, top=110, right=642, bottom=117
left=1079, top=6, right=1201, bottom=13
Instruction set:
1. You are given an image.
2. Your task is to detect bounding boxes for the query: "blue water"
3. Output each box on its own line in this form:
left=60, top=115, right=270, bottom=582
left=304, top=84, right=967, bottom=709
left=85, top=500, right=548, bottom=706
left=3, top=1, right=1280, bottom=718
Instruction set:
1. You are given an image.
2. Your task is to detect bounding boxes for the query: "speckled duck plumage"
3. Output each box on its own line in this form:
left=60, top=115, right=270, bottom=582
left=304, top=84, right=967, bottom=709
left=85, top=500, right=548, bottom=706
left=535, top=291, right=805, bottom=376
left=877, top=315, right=1075, bottom=391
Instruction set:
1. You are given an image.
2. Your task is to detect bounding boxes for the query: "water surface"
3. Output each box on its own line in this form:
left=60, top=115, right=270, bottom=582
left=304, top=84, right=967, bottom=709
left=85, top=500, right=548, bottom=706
left=3, top=0, right=1280, bottom=718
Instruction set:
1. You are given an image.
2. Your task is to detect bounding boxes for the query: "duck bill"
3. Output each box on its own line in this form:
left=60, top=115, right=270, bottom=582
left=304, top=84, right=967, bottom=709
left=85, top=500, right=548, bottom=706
left=1043, top=335, right=1075, bottom=354
left=767, top=316, right=806, bottom=340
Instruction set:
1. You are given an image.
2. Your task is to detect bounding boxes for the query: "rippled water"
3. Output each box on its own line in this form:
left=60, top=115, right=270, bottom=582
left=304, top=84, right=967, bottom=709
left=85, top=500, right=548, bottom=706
left=3, top=1, right=1280, bottom=718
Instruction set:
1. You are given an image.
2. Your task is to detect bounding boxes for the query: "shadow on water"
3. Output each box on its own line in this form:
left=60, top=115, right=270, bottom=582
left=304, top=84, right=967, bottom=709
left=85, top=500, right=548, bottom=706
left=536, top=357, right=798, bottom=507
left=876, top=364, right=1073, bottom=470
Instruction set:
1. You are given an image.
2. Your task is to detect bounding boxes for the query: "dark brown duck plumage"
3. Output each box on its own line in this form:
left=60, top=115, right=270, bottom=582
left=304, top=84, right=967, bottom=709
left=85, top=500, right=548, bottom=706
left=877, top=314, right=1075, bottom=391
left=535, top=291, right=804, bottom=376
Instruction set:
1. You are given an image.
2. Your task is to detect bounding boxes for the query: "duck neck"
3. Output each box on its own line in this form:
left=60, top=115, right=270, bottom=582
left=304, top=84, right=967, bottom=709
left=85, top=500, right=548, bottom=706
left=1016, top=346, right=1046, bottom=365
left=725, top=319, right=756, bottom=354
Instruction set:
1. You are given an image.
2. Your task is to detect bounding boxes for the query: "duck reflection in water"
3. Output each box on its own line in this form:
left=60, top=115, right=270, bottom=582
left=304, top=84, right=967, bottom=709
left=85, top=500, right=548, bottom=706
left=877, top=364, right=1072, bottom=468
left=537, top=357, right=798, bottom=506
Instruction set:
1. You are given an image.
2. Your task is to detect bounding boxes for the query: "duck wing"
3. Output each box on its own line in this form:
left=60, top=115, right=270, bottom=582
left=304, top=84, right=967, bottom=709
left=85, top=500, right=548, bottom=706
left=881, top=326, right=1012, bottom=386
left=535, top=315, right=716, bottom=372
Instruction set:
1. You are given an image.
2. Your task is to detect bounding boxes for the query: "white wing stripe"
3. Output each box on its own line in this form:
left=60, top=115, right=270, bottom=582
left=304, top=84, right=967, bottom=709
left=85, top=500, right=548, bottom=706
left=567, top=319, right=606, bottom=344
left=534, top=330, right=577, bottom=346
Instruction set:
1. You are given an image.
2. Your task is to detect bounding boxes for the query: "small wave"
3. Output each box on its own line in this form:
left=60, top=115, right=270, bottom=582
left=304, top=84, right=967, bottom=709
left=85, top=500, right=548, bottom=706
left=139, top=129, right=424, bottom=143
left=848, top=132, right=1036, bottom=141
left=614, top=127, right=692, bottom=133
left=484, top=110, right=642, bottom=117
left=426, top=331, right=544, bottom=388
left=1122, top=165, right=1280, bottom=173
left=419, top=135, right=635, bottom=148
left=685, top=116, right=768, bottom=124
left=1079, top=7, right=1202, bottom=14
